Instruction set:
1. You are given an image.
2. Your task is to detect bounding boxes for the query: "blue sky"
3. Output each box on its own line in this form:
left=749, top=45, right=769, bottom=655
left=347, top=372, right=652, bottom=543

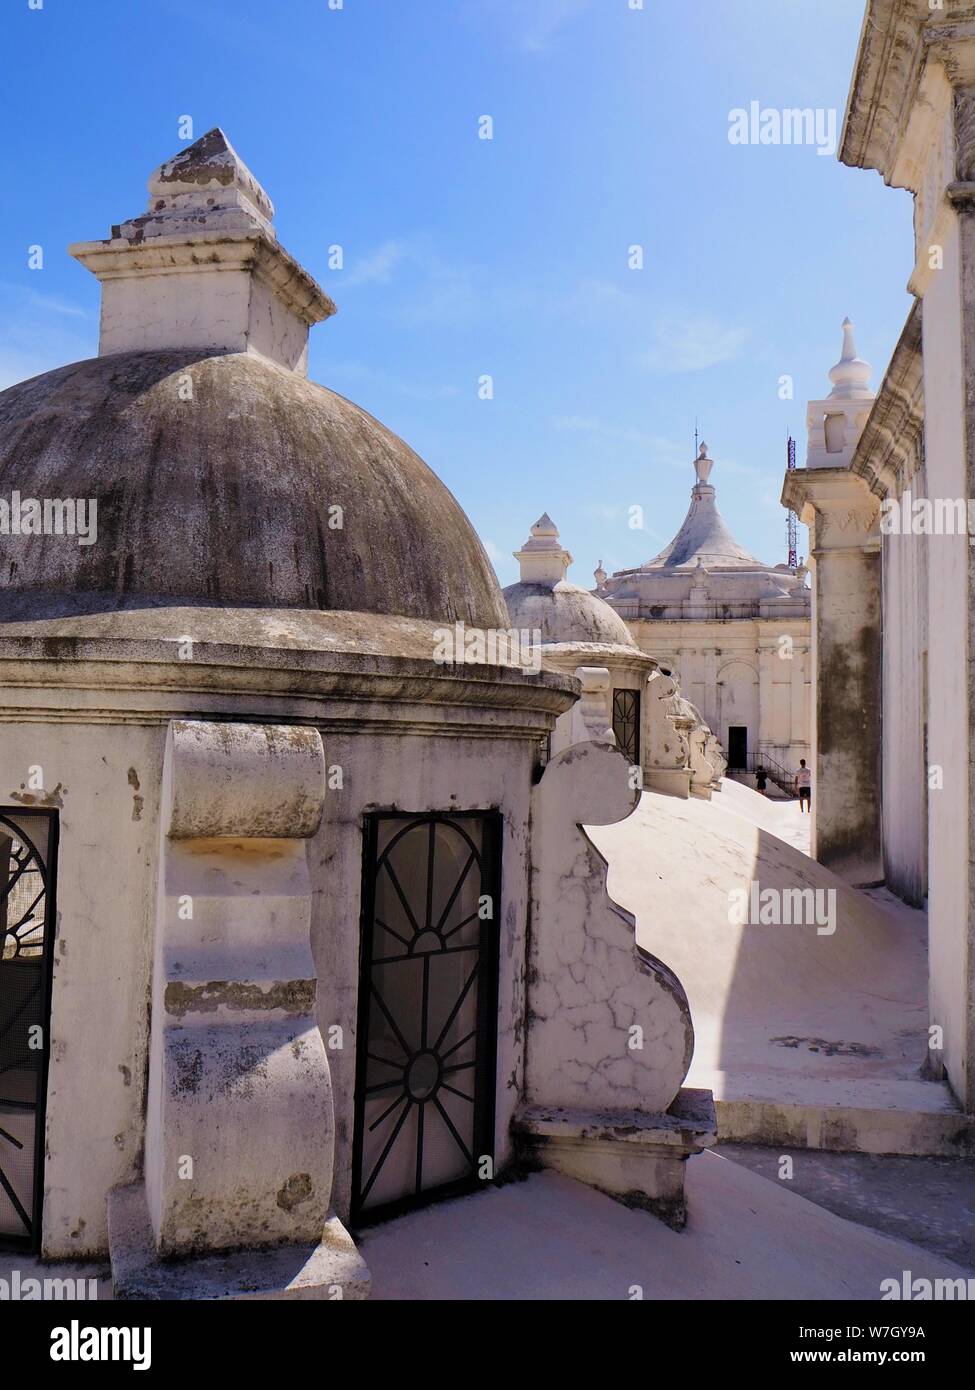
left=0, top=0, right=914, bottom=587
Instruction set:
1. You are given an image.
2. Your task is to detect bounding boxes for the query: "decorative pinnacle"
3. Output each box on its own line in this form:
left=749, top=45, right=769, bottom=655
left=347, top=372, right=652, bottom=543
left=828, top=316, right=872, bottom=399
left=514, top=512, right=572, bottom=586
left=694, top=441, right=714, bottom=486
left=113, top=127, right=276, bottom=243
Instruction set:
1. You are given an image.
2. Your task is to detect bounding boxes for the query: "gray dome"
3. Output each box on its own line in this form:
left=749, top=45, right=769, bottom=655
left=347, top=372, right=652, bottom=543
left=503, top=580, right=638, bottom=648
left=0, top=349, right=508, bottom=627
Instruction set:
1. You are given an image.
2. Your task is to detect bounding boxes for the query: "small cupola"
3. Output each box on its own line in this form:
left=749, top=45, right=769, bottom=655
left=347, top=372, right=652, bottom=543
left=513, top=513, right=573, bottom=588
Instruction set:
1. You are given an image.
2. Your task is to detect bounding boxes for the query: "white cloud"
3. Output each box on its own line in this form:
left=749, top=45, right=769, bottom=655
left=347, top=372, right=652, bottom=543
left=21, top=289, right=88, bottom=319
left=343, top=240, right=411, bottom=288
left=552, top=415, right=689, bottom=468
left=564, top=277, right=628, bottom=314
left=0, top=284, right=94, bottom=390
left=640, top=315, right=749, bottom=373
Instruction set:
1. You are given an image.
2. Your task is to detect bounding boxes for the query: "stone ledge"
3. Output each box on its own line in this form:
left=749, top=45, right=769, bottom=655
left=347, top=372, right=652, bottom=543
left=645, top=768, right=693, bottom=799
left=512, top=1089, right=717, bottom=1230
left=108, top=1182, right=371, bottom=1301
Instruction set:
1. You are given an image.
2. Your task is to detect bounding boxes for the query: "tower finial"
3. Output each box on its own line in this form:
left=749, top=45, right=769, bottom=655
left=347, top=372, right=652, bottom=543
left=694, top=440, right=713, bottom=486
left=69, top=129, right=335, bottom=373
left=513, top=513, right=572, bottom=587
left=827, top=316, right=872, bottom=399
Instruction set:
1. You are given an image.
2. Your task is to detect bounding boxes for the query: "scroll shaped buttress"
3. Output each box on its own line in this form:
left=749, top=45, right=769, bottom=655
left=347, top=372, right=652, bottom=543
left=527, top=741, right=694, bottom=1115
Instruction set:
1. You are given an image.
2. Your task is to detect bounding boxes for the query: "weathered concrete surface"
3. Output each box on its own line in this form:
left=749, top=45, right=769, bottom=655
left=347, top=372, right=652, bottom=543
left=782, top=466, right=882, bottom=885
left=0, top=623, right=577, bottom=1256
left=145, top=722, right=333, bottom=1259
left=514, top=1090, right=716, bottom=1230
left=166, top=720, right=326, bottom=840
left=7, top=1149, right=971, bottom=1302
left=850, top=303, right=927, bottom=907
left=108, top=1182, right=369, bottom=1301
left=362, top=1154, right=973, bottom=1300
left=717, top=1144, right=975, bottom=1273
left=0, top=351, right=507, bottom=627
left=590, top=780, right=972, bottom=1154
left=521, top=740, right=705, bottom=1217
left=527, top=742, right=693, bottom=1115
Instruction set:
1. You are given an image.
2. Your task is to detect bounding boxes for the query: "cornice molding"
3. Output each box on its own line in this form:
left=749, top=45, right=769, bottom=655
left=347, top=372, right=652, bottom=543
left=850, top=299, right=924, bottom=499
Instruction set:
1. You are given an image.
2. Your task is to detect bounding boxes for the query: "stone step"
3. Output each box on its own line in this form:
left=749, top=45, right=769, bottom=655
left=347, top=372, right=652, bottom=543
left=702, top=1073, right=975, bottom=1156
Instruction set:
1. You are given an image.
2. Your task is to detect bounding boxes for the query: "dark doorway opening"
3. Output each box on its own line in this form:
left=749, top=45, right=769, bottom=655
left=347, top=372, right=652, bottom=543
left=0, top=810, right=58, bottom=1253
left=612, top=689, right=640, bottom=765
left=352, top=812, right=501, bottom=1225
left=727, top=726, right=748, bottom=770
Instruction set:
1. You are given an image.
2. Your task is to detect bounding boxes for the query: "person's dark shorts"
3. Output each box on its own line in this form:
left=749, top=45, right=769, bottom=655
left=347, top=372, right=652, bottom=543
left=799, top=788, right=811, bottom=805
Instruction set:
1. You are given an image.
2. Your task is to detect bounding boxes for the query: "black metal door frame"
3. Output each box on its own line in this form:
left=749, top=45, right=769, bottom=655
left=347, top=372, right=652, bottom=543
left=351, top=810, right=501, bottom=1226
left=0, top=808, right=59, bottom=1253
left=612, top=687, right=641, bottom=765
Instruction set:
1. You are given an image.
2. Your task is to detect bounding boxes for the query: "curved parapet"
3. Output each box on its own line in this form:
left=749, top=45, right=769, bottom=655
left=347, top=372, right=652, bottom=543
left=526, top=740, right=694, bottom=1114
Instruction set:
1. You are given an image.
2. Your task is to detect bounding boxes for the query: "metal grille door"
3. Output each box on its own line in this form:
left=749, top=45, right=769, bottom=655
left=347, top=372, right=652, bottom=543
left=612, top=688, right=641, bottom=764
left=352, top=813, right=500, bottom=1223
left=0, top=811, right=57, bottom=1250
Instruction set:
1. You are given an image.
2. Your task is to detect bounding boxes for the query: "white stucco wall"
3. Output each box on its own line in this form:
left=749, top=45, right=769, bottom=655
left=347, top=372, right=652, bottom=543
left=628, top=619, right=810, bottom=777
left=881, top=480, right=928, bottom=906
left=921, top=212, right=973, bottom=1105
left=0, top=721, right=160, bottom=1258
left=0, top=667, right=553, bottom=1257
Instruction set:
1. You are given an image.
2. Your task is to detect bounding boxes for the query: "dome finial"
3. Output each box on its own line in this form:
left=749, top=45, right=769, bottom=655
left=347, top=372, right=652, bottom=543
left=827, top=316, right=872, bottom=399
left=514, top=513, right=572, bottom=587
left=694, top=440, right=714, bottom=486
left=69, top=128, right=335, bottom=373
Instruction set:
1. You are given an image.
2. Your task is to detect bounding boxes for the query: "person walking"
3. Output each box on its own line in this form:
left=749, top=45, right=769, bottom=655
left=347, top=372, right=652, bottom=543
left=755, top=766, right=768, bottom=796
left=794, top=758, right=811, bottom=813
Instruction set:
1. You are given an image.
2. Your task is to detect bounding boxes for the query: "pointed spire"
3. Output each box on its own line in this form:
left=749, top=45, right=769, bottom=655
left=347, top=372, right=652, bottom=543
left=640, top=440, right=761, bottom=569
left=827, top=316, right=872, bottom=399
left=114, top=127, right=275, bottom=242
left=513, top=514, right=572, bottom=587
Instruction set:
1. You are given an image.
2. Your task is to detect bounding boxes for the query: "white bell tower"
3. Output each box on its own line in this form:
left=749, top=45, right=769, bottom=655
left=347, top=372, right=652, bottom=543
left=805, top=318, right=875, bottom=469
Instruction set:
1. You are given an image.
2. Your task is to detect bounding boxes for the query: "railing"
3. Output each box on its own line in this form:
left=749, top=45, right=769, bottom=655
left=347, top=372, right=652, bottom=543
left=741, top=750, right=798, bottom=797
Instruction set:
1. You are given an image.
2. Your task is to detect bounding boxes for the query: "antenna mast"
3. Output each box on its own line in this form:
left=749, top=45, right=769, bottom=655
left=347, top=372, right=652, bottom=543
left=786, top=434, right=798, bottom=569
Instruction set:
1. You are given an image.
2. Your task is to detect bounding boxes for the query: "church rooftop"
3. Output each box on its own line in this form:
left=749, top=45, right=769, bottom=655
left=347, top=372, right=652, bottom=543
left=637, top=444, right=764, bottom=571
